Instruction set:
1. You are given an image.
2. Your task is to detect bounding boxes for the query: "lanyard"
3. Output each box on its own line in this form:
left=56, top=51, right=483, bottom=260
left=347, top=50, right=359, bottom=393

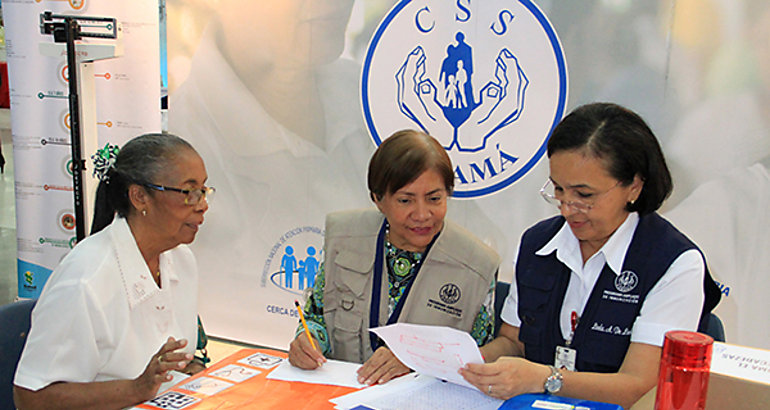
left=369, top=220, right=437, bottom=352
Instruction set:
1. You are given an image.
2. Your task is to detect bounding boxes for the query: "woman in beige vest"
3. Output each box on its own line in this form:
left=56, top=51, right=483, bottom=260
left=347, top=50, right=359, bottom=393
left=288, top=129, right=500, bottom=385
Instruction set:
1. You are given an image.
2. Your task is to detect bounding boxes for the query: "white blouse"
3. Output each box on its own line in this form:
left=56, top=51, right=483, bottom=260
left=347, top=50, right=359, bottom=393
left=14, top=217, right=198, bottom=391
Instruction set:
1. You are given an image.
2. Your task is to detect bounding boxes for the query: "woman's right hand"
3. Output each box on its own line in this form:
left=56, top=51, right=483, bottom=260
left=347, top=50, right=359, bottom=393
left=288, top=333, right=326, bottom=369
left=460, top=356, right=550, bottom=400
left=134, top=337, right=193, bottom=401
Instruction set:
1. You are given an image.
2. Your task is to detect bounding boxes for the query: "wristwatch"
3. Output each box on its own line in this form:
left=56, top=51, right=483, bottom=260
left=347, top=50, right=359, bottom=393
left=544, top=365, right=563, bottom=394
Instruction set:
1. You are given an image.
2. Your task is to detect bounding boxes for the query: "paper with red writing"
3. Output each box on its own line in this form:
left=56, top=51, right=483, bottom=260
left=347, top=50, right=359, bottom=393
left=370, top=323, right=483, bottom=390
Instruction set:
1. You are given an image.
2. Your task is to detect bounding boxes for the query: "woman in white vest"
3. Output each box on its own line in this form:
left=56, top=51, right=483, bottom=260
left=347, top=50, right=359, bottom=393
left=288, top=129, right=500, bottom=385
left=14, top=134, right=212, bottom=409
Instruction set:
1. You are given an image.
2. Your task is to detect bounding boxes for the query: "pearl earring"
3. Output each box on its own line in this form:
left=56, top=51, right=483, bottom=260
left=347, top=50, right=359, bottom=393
left=142, top=209, right=147, bottom=216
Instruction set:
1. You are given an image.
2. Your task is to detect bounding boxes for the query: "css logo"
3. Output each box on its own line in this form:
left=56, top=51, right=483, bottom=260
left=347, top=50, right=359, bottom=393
left=362, top=0, right=567, bottom=197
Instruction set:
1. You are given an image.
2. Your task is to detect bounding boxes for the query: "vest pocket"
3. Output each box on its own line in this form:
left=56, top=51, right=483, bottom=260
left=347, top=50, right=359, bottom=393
left=332, top=249, right=374, bottom=297
left=517, top=267, right=557, bottom=345
left=327, top=297, right=364, bottom=363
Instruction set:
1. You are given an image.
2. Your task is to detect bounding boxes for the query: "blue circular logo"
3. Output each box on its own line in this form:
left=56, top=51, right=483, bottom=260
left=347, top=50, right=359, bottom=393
left=362, top=0, right=568, bottom=198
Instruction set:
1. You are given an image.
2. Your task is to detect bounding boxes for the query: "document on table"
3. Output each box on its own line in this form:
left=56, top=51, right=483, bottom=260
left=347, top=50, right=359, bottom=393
left=266, top=358, right=368, bottom=389
left=370, top=323, right=484, bottom=390
left=330, top=373, right=503, bottom=410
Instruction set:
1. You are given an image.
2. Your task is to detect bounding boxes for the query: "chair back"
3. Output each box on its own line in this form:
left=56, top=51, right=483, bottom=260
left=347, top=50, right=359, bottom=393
left=705, top=313, right=726, bottom=342
left=0, top=299, right=36, bottom=410
left=494, top=281, right=511, bottom=337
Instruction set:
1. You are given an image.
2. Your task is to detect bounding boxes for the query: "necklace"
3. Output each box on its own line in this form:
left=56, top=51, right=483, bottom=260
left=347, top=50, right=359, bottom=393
left=384, top=223, right=422, bottom=304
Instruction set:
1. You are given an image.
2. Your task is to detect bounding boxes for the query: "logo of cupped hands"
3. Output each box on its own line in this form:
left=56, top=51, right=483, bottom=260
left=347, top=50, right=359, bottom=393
left=362, top=0, right=567, bottom=198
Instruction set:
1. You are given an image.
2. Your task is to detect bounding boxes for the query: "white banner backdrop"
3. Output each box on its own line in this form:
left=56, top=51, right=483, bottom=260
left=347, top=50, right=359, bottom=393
left=167, top=0, right=770, bottom=351
left=4, top=0, right=161, bottom=298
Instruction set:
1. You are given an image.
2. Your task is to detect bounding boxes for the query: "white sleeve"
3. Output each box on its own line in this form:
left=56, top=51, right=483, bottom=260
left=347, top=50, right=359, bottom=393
left=630, top=249, right=705, bottom=346
left=500, top=262, right=522, bottom=327
left=14, top=278, right=107, bottom=391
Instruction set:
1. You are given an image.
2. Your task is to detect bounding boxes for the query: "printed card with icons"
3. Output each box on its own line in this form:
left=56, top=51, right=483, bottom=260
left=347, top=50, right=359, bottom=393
left=237, top=352, right=283, bottom=369
left=209, top=364, right=261, bottom=383
left=177, top=376, right=234, bottom=396
left=144, top=391, right=200, bottom=410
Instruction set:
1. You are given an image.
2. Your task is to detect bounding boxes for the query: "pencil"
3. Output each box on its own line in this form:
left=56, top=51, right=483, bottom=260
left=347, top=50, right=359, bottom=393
left=295, top=300, right=319, bottom=352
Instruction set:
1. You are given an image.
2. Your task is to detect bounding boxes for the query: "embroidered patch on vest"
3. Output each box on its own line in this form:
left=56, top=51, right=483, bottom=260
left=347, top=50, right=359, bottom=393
left=427, top=283, right=463, bottom=318
left=439, top=283, right=462, bottom=304
left=602, top=270, right=641, bottom=304
left=614, top=270, right=639, bottom=293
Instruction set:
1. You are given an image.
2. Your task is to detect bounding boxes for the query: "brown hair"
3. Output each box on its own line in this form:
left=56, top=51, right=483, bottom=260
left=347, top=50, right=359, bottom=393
left=367, top=129, right=454, bottom=201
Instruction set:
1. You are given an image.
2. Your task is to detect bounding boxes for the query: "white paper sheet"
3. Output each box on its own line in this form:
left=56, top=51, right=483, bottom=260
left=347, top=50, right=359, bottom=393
left=266, top=358, right=368, bottom=389
left=330, top=373, right=502, bottom=410
left=370, top=323, right=484, bottom=390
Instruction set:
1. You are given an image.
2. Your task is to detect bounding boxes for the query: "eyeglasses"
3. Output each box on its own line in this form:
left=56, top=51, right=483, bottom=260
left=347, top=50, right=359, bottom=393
left=144, top=183, right=216, bottom=206
left=539, top=179, right=621, bottom=213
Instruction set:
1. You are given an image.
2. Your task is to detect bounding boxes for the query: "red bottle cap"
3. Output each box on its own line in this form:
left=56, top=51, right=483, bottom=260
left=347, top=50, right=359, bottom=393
left=662, top=330, right=714, bottom=368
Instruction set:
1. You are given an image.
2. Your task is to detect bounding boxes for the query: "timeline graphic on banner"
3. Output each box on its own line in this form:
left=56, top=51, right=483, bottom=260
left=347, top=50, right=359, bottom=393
left=4, top=0, right=162, bottom=298
left=362, top=0, right=567, bottom=198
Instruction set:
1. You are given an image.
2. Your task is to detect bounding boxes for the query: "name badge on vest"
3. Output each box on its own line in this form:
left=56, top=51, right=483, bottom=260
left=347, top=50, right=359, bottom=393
left=555, top=346, right=576, bottom=371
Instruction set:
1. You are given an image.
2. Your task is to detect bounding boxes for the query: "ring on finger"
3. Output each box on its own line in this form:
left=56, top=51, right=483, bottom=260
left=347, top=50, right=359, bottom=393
left=488, top=384, right=493, bottom=395
left=158, top=355, right=163, bottom=365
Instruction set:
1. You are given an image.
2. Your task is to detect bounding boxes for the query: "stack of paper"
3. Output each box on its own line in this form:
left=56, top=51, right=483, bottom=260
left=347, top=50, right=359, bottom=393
left=331, top=373, right=503, bottom=410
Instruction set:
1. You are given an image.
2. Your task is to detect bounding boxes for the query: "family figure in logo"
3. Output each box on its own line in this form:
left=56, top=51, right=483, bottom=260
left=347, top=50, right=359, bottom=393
left=440, top=33, right=475, bottom=110
left=281, top=245, right=319, bottom=290
left=12, top=103, right=719, bottom=409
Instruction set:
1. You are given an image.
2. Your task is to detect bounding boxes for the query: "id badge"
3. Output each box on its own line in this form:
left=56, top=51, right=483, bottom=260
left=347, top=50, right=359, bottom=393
left=555, top=346, right=577, bottom=371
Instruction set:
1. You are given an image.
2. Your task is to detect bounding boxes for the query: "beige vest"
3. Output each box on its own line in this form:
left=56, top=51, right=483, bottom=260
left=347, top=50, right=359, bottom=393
left=322, top=208, right=500, bottom=363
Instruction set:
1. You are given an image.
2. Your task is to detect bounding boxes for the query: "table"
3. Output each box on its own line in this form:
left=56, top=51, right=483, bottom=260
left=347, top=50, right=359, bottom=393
left=136, top=348, right=358, bottom=410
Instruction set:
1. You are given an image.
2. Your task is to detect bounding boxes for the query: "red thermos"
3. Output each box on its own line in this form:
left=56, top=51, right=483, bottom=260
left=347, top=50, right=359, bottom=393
left=654, top=330, right=714, bottom=410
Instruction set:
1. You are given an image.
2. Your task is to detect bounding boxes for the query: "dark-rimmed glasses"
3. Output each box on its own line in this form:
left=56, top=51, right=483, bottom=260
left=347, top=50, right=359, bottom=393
left=144, top=183, right=216, bottom=206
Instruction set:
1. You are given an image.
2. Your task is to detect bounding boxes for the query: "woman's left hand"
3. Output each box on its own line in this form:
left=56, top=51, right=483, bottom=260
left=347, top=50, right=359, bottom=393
left=182, top=358, right=207, bottom=375
left=357, top=347, right=410, bottom=385
left=459, top=357, right=550, bottom=400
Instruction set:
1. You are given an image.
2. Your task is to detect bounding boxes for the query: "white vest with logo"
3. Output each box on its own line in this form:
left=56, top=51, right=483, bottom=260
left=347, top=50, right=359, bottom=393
left=322, top=208, right=499, bottom=363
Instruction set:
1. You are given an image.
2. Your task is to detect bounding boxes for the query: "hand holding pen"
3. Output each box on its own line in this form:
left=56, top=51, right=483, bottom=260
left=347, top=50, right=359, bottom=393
left=287, top=300, right=327, bottom=369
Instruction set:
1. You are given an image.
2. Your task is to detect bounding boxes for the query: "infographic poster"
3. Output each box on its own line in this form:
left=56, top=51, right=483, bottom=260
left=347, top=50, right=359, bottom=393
left=4, top=0, right=162, bottom=298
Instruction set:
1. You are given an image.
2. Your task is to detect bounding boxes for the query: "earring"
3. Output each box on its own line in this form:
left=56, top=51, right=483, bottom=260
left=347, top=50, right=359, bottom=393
left=142, top=209, right=147, bottom=216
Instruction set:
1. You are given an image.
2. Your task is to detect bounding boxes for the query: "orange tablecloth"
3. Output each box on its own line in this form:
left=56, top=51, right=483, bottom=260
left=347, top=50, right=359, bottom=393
left=136, top=348, right=358, bottom=410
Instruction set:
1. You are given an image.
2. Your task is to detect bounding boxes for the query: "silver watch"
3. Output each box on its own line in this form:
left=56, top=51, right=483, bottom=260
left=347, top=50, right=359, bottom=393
left=544, top=365, right=563, bottom=394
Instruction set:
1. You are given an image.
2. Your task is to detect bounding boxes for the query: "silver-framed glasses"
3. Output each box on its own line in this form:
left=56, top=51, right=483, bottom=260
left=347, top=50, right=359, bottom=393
left=539, top=179, right=620, bottom=213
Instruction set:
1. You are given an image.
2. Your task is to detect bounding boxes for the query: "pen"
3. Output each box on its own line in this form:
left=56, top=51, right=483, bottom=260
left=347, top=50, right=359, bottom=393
left=295, top=300, right=320, bottom=352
